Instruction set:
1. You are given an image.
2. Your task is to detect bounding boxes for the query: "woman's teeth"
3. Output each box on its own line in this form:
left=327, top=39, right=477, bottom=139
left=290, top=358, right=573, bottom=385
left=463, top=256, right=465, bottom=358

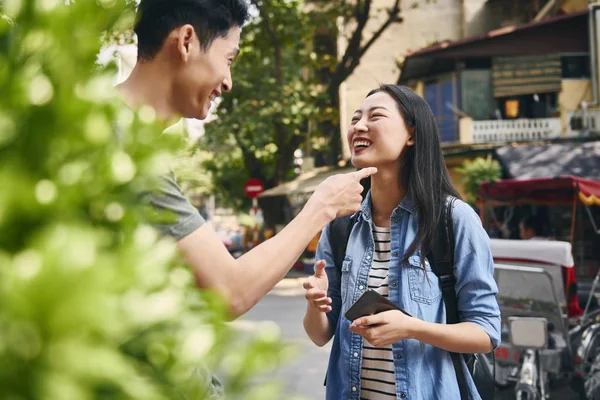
left=354, top=141, right=371, bottom=148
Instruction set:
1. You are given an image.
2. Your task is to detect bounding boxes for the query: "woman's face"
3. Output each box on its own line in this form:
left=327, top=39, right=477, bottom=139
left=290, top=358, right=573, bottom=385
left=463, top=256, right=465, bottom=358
left=347, top=91, right=414, bottom=170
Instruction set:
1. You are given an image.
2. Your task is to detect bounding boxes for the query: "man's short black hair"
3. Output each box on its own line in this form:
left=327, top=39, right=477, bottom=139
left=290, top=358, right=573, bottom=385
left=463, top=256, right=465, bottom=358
left=134, top=0, right=250, bottom=61
left=521, top=214, right=544, bottom=236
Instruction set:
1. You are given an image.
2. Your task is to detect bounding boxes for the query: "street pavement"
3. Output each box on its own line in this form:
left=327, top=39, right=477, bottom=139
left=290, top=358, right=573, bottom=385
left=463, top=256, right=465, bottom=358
left=239, top=272, right=580, bottom=399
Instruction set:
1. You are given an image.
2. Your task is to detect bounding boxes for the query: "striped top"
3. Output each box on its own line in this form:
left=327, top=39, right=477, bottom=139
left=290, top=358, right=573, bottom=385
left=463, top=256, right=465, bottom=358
left=360, top=227, right=396, bottom=399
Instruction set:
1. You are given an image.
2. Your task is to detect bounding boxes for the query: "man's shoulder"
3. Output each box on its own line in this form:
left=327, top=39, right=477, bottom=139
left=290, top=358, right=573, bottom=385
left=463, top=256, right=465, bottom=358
left=148, top=172, right=206, bottom=241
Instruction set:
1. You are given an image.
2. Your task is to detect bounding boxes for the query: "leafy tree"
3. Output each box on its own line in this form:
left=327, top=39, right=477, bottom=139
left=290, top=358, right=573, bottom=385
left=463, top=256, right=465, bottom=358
left=0, top=1, right=285, bottom=399
left=315, top=0, right=403, bottom=165
left=201, top=0, right=412, bottom=208
left=200, top=0, right=321, bottom=209
left=456, top=157, right=502, bottom=205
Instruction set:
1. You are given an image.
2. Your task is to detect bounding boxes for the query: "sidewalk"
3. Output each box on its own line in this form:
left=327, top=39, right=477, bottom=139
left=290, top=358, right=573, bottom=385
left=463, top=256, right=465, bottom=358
left=266, top=268, right=310, bottom=297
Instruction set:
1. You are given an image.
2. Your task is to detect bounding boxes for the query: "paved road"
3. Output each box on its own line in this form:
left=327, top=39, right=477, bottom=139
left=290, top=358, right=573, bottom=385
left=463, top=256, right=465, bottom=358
left=239, top=274, right=580, bottom=399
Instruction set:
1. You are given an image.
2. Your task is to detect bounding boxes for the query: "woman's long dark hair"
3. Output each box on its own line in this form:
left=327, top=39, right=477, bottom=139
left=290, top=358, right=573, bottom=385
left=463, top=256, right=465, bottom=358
left=366, top=84, right=461, bottom=262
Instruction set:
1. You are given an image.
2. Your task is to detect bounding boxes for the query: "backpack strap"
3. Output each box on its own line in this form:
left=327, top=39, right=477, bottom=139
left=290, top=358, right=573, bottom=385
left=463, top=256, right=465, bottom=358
left=323, top=214, right=355, bottom=388
left=328, top=214, right=355, bottom=277
left=429, top=198, right=470, bottom=400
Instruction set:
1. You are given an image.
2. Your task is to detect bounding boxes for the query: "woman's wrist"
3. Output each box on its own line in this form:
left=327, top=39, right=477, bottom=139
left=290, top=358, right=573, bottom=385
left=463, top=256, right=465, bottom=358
left=407, top=316, right=428, bottom=341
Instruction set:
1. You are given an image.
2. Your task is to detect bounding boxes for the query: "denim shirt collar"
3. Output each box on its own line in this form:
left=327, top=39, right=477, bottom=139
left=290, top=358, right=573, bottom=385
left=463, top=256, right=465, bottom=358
left=357, top=190, right=416, bottom=221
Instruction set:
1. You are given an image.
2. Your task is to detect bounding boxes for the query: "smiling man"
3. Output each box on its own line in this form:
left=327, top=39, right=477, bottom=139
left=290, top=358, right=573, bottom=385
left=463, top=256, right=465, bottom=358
left=119, top=0, right=243, bottom=120
left=117, top=0, right=377, bottom=324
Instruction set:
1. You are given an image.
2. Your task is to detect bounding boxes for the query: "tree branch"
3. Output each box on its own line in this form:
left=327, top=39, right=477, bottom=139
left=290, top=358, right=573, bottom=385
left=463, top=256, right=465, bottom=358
left=357, top=0, right=401, bottom=64
left=238, top=141, right=262, bottom=179
left=251, top=0, right=283, bottom=86
left=290, top=133, right=306, bottom=150
left=330, top=0, right=401, bottom=88
left=333, top=0, right=371, bottom=87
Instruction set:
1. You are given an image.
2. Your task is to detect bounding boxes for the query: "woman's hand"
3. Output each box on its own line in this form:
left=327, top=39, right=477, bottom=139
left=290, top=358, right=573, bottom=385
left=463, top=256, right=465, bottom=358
left=349, top=310, right=416, bottom=347
left=350, top=311, right=494, bottom=353
left=303, top=260, right=332, bottom=313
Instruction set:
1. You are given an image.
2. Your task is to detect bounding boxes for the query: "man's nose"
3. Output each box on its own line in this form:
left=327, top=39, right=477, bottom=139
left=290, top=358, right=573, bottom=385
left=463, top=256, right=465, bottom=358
left=222, top=76, right=232, bottom=92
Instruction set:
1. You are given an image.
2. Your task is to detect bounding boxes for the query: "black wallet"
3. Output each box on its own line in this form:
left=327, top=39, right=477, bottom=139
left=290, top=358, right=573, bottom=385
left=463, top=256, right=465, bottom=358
left=344, top=289, right=412, bottom=322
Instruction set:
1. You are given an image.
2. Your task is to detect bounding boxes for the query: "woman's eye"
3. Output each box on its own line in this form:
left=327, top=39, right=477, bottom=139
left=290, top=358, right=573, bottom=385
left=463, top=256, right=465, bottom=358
left=371, top=114, right=383, bottom=119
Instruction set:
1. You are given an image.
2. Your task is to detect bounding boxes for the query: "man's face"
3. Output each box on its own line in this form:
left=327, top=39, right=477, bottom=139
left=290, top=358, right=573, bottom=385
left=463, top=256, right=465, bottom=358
left=171, top=26, right=241, bottom=120
left=519, top=222, right=534, bottom=240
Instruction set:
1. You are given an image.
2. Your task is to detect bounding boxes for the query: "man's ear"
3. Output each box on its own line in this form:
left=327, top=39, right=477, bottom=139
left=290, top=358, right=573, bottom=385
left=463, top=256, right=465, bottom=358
left=176, top=24, right=196, bottom=62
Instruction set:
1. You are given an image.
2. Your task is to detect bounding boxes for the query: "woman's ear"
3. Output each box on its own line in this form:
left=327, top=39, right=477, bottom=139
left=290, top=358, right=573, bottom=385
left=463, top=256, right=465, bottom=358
left=407, top=127, right=416, bottom=146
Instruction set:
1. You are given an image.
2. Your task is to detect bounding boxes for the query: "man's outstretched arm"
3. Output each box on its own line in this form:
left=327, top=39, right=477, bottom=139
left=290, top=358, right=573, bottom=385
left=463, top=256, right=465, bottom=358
left=177, top=168, right=376, bottom=318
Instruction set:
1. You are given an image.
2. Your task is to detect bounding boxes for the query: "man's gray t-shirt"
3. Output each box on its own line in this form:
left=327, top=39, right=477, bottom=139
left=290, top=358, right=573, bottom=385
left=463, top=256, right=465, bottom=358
left=149, top=175, right=224, bottom=398
left=149, top=173, right=205, bottom=240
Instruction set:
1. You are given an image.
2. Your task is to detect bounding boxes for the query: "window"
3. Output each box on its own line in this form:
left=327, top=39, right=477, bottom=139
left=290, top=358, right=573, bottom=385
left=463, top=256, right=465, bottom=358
left=499, top=92, right=558, bottom=119
left=561, top=55, right=591, bottom=79
left=505, top=99, right=519, bottom=118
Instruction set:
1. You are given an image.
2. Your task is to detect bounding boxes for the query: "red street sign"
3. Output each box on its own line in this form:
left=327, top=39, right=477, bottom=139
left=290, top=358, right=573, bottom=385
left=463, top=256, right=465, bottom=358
left=244, top=178, right=265, bottom=199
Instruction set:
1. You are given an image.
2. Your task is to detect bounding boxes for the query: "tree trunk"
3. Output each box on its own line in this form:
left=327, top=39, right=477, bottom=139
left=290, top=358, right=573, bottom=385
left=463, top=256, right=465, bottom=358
left=274, top=123, right=305, bottom=185
left=325, top=87, right=342, bottom=166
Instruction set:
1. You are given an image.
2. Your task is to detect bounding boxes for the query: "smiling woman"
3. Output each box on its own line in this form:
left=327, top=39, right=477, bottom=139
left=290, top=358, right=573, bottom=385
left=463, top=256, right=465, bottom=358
left=303, top=84, right=500, bottom=400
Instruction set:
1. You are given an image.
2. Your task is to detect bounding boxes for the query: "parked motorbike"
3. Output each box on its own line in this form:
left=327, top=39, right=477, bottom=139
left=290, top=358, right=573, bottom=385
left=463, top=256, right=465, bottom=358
left=498, top=264, right=600, bottom=400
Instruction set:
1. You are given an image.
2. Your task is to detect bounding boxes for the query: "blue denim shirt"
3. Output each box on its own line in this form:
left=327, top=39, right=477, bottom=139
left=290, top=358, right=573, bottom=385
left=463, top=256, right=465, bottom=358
left=318, top=193, right=501, bottom=400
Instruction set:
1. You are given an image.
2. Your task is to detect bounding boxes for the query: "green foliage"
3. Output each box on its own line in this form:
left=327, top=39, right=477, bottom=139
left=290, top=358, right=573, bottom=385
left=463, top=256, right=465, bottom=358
left=0, top=1, right=285, bottom=399
left=200, top=0, right=412, bottom=207
left=201, top=0, right=323, bottom=209
left=456, top=157, right=502, bottom=205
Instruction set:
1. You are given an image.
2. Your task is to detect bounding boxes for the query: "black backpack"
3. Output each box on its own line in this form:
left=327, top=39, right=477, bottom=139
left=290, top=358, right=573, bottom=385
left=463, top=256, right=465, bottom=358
left=328, top=198, right=495, bottom=400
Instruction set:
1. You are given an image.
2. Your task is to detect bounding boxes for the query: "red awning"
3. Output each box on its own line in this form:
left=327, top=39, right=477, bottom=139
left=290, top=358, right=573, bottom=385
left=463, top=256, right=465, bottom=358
left=479, top=176, right=600, bottom=206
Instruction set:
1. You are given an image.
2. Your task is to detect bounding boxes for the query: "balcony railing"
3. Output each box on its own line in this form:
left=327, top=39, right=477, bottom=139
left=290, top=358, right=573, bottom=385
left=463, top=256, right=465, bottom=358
left=565, top=110, right=600, bottom=136
left=472, top=118, right=562, bottom=143
left=459, top=117, right=563, bottom=144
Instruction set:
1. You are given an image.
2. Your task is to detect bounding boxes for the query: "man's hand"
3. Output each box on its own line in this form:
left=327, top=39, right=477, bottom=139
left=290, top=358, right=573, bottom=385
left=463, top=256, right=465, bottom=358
left=303, top=260, right=331, bottom=313
left=349, top=310, right=415, bottom=347
left=305, top=167, right=377, bottom=223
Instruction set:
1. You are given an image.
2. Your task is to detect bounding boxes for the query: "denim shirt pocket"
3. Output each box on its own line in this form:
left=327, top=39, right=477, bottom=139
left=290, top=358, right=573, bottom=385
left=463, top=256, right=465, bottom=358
left=340, top=256, right=352, bottom=307
left=407, top=253, right=442, bottom=304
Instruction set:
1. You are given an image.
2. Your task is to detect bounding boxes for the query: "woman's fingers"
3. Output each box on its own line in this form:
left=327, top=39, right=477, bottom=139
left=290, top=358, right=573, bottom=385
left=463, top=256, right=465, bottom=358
left=303, top=280, right=331, bottom=313
left=305, top=290, right=332, bottom=311
left=313, top=295, right=331, bottom=305
left=302, top=279, right=314, bottom=290
left=304, top=288, right=326, bottom=300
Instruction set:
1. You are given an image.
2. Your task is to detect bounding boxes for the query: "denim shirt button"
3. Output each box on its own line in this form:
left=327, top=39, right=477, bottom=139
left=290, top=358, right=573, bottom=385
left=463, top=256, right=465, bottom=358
left=366, top=255, right=371, bottom=261
left=396, top=352, right=403, bottom=359
left=393, top=218, right=399, bottom=223
left=359, top=285, right=364, bottom=290
left=352, top=386, right=357, bottom=392
left=391, top=281, right=398, bottom=288
left=400, top=393, right=407, bottom=398
left=353, top=352, right=359, bottom=358
left=392, top=251, right=399, bottom=257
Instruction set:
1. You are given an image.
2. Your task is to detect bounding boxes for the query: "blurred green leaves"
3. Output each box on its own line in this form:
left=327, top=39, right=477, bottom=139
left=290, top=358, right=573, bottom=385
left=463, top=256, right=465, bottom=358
left=200, top=0, right=323, bottom=209
left=456, top=156, right=502, bottom=205
left=0, top=1, right=287, bottom=399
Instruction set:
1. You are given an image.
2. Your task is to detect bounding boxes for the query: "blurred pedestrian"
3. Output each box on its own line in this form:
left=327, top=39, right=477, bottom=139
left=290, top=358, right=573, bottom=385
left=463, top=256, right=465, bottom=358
left=519, top=214, right=548, bottom=240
